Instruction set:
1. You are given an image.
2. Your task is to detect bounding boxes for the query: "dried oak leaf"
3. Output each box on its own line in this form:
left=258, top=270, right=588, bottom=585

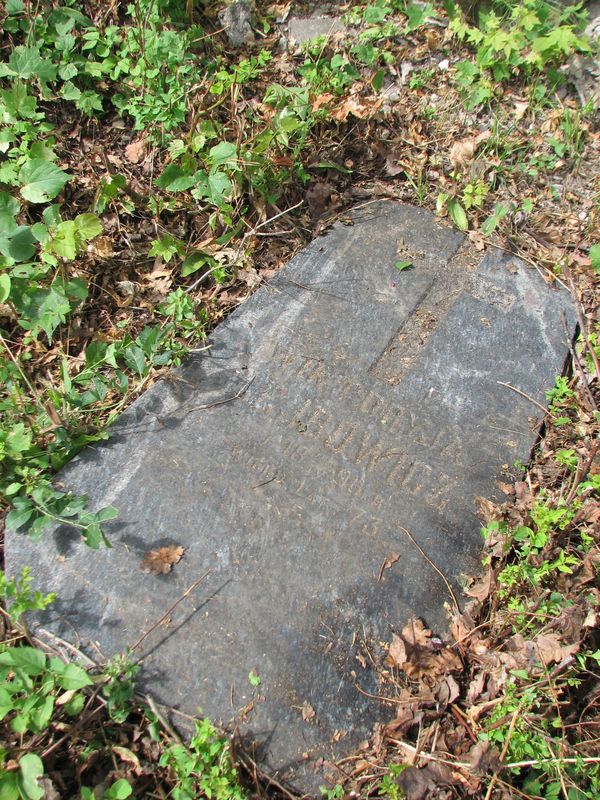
left=466, top=567, right=494, bottom=603
left=468, top=741, right=501, bottom=775
left=386, top=619, right=462, bottom=679
left=449, top=130, right=491, bottom=170
left=306, top=181, right=335, bottom=219
left=384, top=153, right=405, bottom=177
left=331, top=96, right=381, bottom=122
left=125, top=138, right=147, bottom=164
left=436, top=674, right=460, bottom=708
left=398, top=762, right=454, bottom=800
left=141, top=545, right=184, bottom=575
left=301, top=701, right=316, bottom=722
left=534, top=633, right=579, bottom=667
left=475, top=494, right=502, bottom=523
left=402, top=618, right=431, bottom=648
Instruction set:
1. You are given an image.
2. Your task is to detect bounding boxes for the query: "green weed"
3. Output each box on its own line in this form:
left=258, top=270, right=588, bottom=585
left=449, top=0, right=590, bottom=108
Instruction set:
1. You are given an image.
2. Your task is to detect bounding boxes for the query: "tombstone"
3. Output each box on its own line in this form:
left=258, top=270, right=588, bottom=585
left=287, top=13, right=347, bottom=45
left=7, top=202, right=574, bottom=794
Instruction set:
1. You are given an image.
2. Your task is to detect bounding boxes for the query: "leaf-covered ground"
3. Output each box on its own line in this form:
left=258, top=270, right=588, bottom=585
left=1, top=0, right=599, bottom=798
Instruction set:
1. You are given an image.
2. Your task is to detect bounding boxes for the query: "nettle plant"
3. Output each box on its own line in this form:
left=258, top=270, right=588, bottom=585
left=449, top=0, right=590, bottom=107
left=0, top=0, right=226, bottom=544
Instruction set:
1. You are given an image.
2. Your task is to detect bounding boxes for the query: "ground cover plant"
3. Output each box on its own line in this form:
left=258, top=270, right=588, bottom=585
left=0, top=0, right=598, bottom=797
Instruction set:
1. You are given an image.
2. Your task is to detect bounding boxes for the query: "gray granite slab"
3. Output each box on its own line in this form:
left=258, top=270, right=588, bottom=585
left=7, top=202, right=574, bottom=795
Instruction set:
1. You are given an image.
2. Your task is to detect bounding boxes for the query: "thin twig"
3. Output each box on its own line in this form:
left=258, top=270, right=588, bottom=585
left=386, top=738, right=470, bottom=770
left=561, top=311, right=597, bottom=412
left=185, top=376, right=254, bottom=414
left=568, top=275, right=600, bottom=381
left=0, top=331, right=53, bottom=418
left=354, top=681, right=426, bottom=706
left=566, top=440, right=599, bottom=504
left=129, top=571, right=211, bottom=654
left=34, top=628, right=99, bottom=668
left=484, top=702, right=522, bottom=800
left=397, top=526, right=460, bottom=614
left=483, top=240, right=570, bottom=291
left=504, top=756, right=600, bottom=769
left=144, top=693, right=184, bottom=745
left=236, top=751, right=298, bottom=800
left=497, top=380, right=553, bottom=418
left=185, top=201, right=305, bottom=295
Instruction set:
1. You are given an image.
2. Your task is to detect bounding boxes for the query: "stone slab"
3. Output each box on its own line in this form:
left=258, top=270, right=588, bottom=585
left=287, top=13, right=347, bottom=45
left=7, top=202, right=575, bottom=794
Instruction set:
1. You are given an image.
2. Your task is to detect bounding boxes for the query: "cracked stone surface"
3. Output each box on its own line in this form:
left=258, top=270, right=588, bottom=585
left=7, top=202, right=575, bottom=794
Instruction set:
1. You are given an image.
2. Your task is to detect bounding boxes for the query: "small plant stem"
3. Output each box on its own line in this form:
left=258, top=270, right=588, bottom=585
left=484, top=702, right=523, bottom=800
left=28, top=498, right=92, bottom=536
left=561, top=311, right=597, bottom=413
left=566, top=440, right=599, bottom=504
left=129, top=571, right=211, bottom=654
left=227, top=199, right=305, bottom=273
left=35, top=628, right=98, bottom=667
left=504, top=756, right=600, bottom=769
left=41, top=684, right=105, bottom=759
left=144, top=693, right=184, bottom=745
left=397, top=526, right=460, bottom=614
left=497, top=380, right=554, bottom=418
left=0, top=331, right=47, bottom=414
left=568, top=276, right=600, bottom=381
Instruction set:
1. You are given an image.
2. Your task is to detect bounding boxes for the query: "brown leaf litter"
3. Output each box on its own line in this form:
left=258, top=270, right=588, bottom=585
left=140, top=545, right=185, bottom=575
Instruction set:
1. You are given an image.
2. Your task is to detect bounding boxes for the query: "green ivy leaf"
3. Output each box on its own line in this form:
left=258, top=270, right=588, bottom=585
left=123, top=344, right=147, bottom=377
left=48, top=220, right=77, bottom=259
left=19, top=160, right=70, bottom=204
left=0, top=646, right=46, bottom=676
left=6, top=226, right=36, bottom=261
left=1, top=81, right=38, bottom=120
left=589, top=243, right=600, bottom=275
left=0, top=190, right=19, bottom=216
left=0, top=273, right=11, bottom=303
left=6, top=497, right=35, bottom=530
left=59, top=663, right=93, bottom=691
left=74, top=213, right=102, bottom=241
left=208, top=141, right=238, bottom=169
left=19, top=753, right=45, bottom=800
left=1, top=46, right=57, bottom=82
left=149, top=235, right=184, bottom=263
left=104, top=779, right=133, bottom=800
left=248, top=669, right=261, bottom=686
left=155, top=164, right=195, bottom=192
left=181, top=251, right=212, bottom=277
left=447, top=198, right=468, bottom=231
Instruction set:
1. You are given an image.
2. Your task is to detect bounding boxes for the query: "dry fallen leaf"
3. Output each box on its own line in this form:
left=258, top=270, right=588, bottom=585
left=534, top=633, right=579, bottom=667
left=466, top=567, right=494, bottom=603
left=468, top=740, right=502, bottom=775
left=112, top=745, right=141, bottom=772
left=237, top=267, right=262, bottom=288
left=436, top=674, right=460, bottom=708
left=402, top=618, right=431, bottom=648
left=125, top=138, right=147, bottom=164
left=449, top=130, right=491, bottom=170
left=384, top=153, right=405, bottom=177
left=386, top=619, right=462, bottom=679
left=386, top=634, right=408, bottom=669
left=141, top=545, right=185, bottom=575
left=331, top=96, right=382, bottom=122
left=301, top=700, right=316, bottom=721
left=378, top=552, right=400, bottom=581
